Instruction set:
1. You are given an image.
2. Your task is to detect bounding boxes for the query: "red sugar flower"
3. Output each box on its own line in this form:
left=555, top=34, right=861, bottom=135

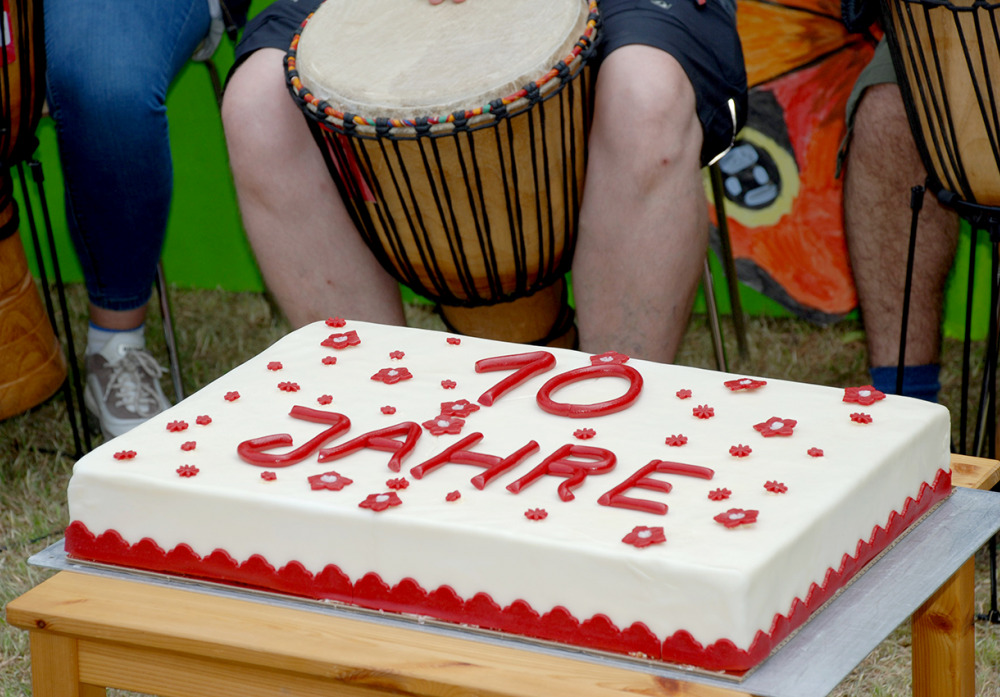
left=708, top=488, right=732, bottom=501
left=224, top=391, right=240, bottom=402
left=113, top=450, right=136, bottom=460
left=851, top=412, right=873, bottom=424
left=267, top=361, right=283, bottom=371
left=423, top=414, right=465, bottom=436
left=325, top=317, right=346, bottom=327
left=754, top=416, right=797, bottom=437
left=446, top=490, right=461, bottom=501
left=447, top=337, right=462, bottom=345
left=371, top=367, right=412, bottom=385
left=574, top=428, right=597, bottom=440
left=360, top=491, right=402, bottom=512
left=308, top=471, right=353, bottom=491
left=665, top=434, right=688, bottom=447
left=808, top=447, right=825, bottom=458
left=196, top=415, right=212, bottom=426
left=441, top=399, right=480, bottom=417
left=261, top=471, right=277, bottom=481
left=278, top=381, right=300, bottom=392
left=725, top=377, right=767, bottom=392
left=317, top=394, right=333, bottom=405
left=386, top=477, right=409, bottom=490
left=693, top=404, right=715, bottom=419
left=714, top=508, right=759, bottom=528
left=843, top=385, right=886, bottom=406
left=322, top=356, right=338, bottom=365
left=590, top=351, right=630, bottom=366
left=321, top=330, right=361, bottom=349
left=389, top=350, right=405, bottom=360
left=676, top=389, right=692, bottom=400
left=765, top=480, right=788, bottom=494
left=176, top=465, right=199, bottom=478
left=729, top=443, right=752, bottom=458
left=381, top=405, right=397, bottom=415
left=166, top=420, right=188, bottom=433
left=180, top=441, right=196, bottom=452
left=622, top=526, right=666, bottom=548
left=441, top=379, right=457, bottom=389
left=525, top=508, right=548, bottom=521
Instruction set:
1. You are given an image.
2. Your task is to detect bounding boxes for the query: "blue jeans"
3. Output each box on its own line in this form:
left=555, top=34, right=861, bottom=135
left=44, top=0, right=211, bottom=312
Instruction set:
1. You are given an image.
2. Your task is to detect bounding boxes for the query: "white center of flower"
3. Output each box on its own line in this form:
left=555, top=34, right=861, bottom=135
left=638, top=530, right=652, bottom=538
left=437, top=419, right=450, bottom=428
left=729, top=512, right=745, bottom=521
left=770, top=421, right=785, bottom=430
left=320, top=475, right=338, bottom=483
left=376, top=494, right=390, bottom=503
left=334, top=336, right=346, bottom=343
left=741, top=379, right=752, bottom=385
left=388, top=369, right=398, bottom=376
left=859, top=389, right=871, bottom=397
left=600, top=356, right=614, bottom=362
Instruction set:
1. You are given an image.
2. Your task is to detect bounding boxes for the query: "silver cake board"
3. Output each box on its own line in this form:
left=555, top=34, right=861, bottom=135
left=30, top=487, right=1000, bottom=697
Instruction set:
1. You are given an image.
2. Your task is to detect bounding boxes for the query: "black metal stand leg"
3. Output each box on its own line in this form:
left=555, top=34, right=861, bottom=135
left=16, top=161, right=91, bottom=457
left=896, top=185, right=925, bottom=395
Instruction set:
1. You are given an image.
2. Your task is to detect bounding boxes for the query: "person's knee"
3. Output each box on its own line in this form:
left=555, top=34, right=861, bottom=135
left=591, top=48, right=702, bottom=183
left=222, top=50, right=304, bottom=176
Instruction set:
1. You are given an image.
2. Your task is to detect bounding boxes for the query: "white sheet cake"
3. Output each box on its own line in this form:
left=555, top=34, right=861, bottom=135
left=66, top=319, right=951, bottom=673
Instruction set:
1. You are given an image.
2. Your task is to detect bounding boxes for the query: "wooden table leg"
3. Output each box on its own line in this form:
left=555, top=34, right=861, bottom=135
left=29, top=632, right=106, bottom=697
left=911, top=557, right=976, bottom=697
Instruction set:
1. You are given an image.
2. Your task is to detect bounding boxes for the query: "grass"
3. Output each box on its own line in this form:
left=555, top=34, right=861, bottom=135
left=1, top=282, right=999, bottom=696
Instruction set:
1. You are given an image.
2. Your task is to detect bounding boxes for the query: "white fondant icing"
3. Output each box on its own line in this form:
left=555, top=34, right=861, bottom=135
left=67, top=320, right=950, bottom=655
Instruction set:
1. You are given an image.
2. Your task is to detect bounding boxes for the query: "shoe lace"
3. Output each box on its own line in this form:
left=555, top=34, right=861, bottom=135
left=101, top=348, right=166, bottom=417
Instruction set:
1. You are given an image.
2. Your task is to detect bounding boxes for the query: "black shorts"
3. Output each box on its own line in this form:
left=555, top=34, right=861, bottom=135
left=233, top=0, right=747, bottom=166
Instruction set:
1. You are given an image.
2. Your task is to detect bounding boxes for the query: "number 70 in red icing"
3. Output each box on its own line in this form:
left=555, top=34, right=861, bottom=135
left=476, top=351, right=643, bottom=417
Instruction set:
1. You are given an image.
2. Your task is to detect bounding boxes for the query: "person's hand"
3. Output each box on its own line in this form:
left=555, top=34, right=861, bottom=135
left=428, top=0, right=466, bottom=4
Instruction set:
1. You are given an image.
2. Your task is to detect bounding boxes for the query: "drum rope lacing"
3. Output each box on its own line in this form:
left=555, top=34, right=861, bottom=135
left=285, top=0, right=599, bottom=133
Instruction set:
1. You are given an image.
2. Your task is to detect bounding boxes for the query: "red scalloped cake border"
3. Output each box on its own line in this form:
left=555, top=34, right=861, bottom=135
left=65, top=467, right=951, bottom=674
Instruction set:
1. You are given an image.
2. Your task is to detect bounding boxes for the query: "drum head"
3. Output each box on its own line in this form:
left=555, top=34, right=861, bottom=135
left=295, top=0, right=591, bottom=120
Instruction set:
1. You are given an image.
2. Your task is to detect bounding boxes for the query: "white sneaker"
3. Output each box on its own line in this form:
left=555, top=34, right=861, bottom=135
left=84, top=332, right=171, bottom=439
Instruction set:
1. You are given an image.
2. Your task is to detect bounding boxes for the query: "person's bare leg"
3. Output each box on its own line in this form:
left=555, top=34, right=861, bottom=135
left=844, top=83, right=958, bottom=370
left=222, top=48, right=406, bottom=328
left=89, top=304, right=147, bottom=331
left=573, top=46, right=707, bottom=363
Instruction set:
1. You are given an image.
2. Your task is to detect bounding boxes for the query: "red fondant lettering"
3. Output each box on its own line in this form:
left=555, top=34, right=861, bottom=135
left=409, top=433, right=540, bottom=489
left=536, top=364, right=643, bottom=418
left=506, top=444, right=616, bottom=501
left=317, top=422, right=422, bottom=472
left=237, top=407, right=351, bottom=467
left=476, top=351, right=556, bottom=407
left=599, top=460, right=715, bottom=514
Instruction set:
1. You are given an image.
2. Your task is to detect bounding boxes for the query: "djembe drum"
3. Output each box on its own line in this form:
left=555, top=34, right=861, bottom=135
left=287, top=0, right=598, bottom=346
left=881, top=0, right=1000, bottom=207
left=0, top=0, right=66, bottom=420
left=880, top=0, right=1000, bottom=627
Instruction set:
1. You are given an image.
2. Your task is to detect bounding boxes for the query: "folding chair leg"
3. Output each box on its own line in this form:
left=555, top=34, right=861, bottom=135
left=708, top=162, right=749, bottom=361
left=155, top=261, right=185, bottom=402
left=703, top=258, right=728, bottom=372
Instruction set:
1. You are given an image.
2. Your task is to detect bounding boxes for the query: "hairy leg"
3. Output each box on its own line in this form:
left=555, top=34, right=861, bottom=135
left=843, top=83, right=959, bottom=368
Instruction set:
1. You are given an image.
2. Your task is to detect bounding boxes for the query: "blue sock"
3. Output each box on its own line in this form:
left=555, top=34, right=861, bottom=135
left=869, top=364, right=941, bottom=403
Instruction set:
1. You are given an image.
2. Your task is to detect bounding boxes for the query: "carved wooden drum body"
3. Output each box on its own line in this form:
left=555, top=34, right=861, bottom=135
left=882, top=0, right=1000, bottom=207
left=287, top=0, right=599, bottom=345
left=0, top=0, right=66, bottom=420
